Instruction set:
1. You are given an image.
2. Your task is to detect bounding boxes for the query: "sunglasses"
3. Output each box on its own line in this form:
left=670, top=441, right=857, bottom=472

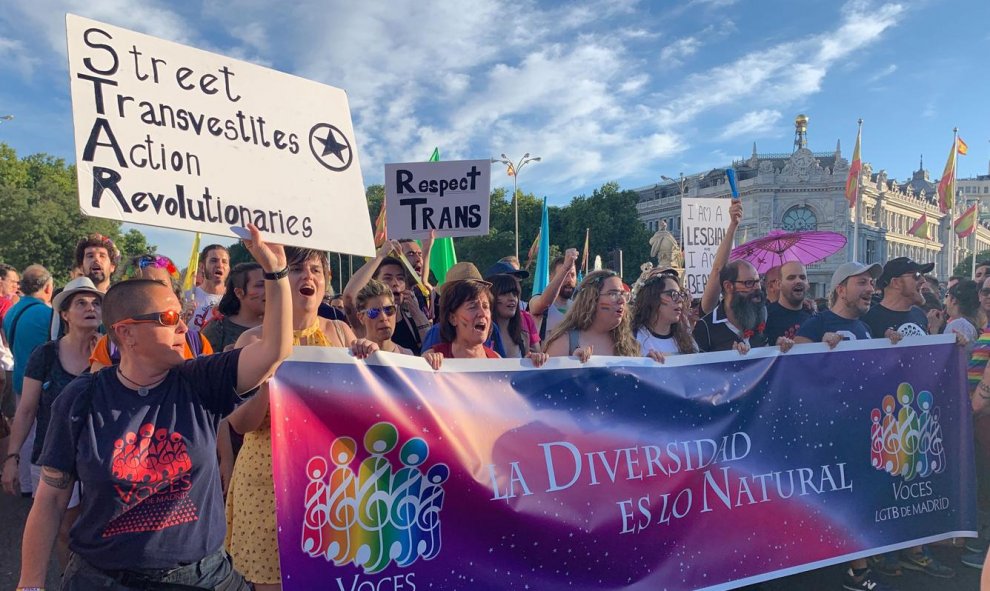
left=112, top=310, right=182, bottom=328
left=899, top=272, right=922, bottom=280
left=360, top=305, right=397, bottom=320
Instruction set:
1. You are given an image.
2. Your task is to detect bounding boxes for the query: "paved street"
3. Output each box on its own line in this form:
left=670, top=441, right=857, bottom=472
left=0, top=491, right=981, bottom=590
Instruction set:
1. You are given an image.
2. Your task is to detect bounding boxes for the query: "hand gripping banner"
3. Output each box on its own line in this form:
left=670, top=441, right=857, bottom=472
left=269, top=335, right=976, bottom=590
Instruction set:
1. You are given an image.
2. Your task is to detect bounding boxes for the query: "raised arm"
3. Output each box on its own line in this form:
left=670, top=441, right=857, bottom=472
left=342, top=240, right=399, bottom=332
left=700, top=200, right=742, bottom=315
left=529, top=248, right=578, bottom=318
left=234, top=224, right=292, bottom=394
left=420, top=231, right=435, bottom=288
left=17, top=467, right=74, bottom=588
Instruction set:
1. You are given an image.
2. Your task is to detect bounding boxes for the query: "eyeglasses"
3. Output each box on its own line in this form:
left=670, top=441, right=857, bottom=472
left=112, top=310, right=182, bottom=328
left=732, top=279, right=761, bottom=289
left=659, top=289, right=686, bottom=302
left=601, top=290, right=632, bottom=303
left=360, top=305, right=397, bottom=320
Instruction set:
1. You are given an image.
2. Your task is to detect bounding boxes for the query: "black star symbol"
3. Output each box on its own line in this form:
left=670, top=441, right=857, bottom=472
left=308, top=123, right=353, bottom=172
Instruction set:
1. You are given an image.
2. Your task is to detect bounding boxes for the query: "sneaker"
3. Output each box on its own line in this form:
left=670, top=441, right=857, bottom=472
left=869, top=553, right=902, bottom=577
left=961, top=549, right=987, bottom=569
left=899, top=549, right=956, bottom=578
left=842, top=568, right=897, bottom=591
left=965, top=536, right=989, bottom=553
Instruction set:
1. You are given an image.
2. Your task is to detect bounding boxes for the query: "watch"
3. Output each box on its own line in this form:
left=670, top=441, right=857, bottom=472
left=263, top=267, right=289, bottom=281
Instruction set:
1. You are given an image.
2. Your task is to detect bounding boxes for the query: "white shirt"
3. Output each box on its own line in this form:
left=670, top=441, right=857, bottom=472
left=186, top=286, right=223, bottom=332
left=636, top=326, right=682, bottom=355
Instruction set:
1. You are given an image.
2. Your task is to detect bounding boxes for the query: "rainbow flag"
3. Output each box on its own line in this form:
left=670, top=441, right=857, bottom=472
left=958, top=137, right=969, bottom=156
left=844, top=125, right=862, bottom=208
left=954, top=203, right=978, bottom=239
left=907, top=214, right=929, bottom=240
left=938, top=136, right=957, bottom=213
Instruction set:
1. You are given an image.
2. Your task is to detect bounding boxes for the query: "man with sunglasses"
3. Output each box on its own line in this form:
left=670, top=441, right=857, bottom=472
left=693, top=260, right=767, bottom=353
left=863, top=257, right=935, bottom=341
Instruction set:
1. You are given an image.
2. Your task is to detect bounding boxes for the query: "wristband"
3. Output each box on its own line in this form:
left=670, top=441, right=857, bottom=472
left=979, top=382, right=990, bottom=400
left=17, top=587, right=45, bottom=591
left=263, top=267, right=289, bottom=281
left=3, top=452, right=19, bottom=464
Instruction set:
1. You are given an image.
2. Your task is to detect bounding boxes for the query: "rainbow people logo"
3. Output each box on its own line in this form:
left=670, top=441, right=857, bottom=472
left=300, top=422, right=449, bottom=574
left=870, top=382, right=945, bottom=482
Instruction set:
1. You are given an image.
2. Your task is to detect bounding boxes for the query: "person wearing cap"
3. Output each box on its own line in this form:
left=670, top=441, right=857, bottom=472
left=421, top=263, right=514, bottom=364
left=862, top=257, right=936, bottom=339
left=794, top=262, right=889, bottom=346
left=2, top=277, right=102, bottom=568
left=975, top=261, right=990, bottom=284
left=343, top=240, right=431, bottom=354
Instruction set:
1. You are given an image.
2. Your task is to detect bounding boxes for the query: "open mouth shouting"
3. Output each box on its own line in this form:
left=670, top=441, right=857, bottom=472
left=299, top=284, right=316, bottom=297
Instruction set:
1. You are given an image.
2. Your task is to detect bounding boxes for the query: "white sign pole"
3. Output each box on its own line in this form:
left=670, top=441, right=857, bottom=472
left=65, top=14, right=374, bottom=256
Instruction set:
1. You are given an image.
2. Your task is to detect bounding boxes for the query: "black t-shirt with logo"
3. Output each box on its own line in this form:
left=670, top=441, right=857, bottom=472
left=764, top=302, right=812, bottom=345
left=862, top=304, right=929, bottom=338
left=39, top=349, right=242, bottom=569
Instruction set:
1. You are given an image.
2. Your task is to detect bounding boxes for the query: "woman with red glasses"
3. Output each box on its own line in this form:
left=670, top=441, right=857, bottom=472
left=355, top=279, right=412, bottom=355
left=17, top=225, right=291, bottom=591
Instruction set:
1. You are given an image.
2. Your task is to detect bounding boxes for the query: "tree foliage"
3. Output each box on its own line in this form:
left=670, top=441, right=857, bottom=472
left=0, top=143, right=156, bottom=284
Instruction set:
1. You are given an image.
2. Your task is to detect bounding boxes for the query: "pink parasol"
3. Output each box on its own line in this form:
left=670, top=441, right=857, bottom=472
left=729, top=230, right=847, bottom=273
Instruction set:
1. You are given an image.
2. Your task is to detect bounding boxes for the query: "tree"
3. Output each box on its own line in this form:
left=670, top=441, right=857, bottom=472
left=954, top=250, right=990, bottom=278
left=116, top=228, right=157, bottom=262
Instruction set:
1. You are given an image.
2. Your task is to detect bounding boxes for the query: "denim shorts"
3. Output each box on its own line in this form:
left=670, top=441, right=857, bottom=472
left=59, top=549, right=251, bottom=590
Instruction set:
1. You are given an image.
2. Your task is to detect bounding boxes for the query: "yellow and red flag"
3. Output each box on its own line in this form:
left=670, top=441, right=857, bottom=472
left=907, top=214, right=929, bottom=240
left=844, top=125, right=862, bottom=208
left=372, top=199, right=387, bottom=248
left=958, top=137, right=969, bottom=155
left=937, top=136, right=957, bottom=213
left=954, top=203, right=978, bottom=238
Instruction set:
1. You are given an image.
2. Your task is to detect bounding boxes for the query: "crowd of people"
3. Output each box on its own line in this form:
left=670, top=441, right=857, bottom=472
left=0, top=203, right=989, bottom=590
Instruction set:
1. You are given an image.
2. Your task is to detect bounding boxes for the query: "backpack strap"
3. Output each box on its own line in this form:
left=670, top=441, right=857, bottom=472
left=568, top=329, right=581, bottom=355
left=5, top=301, right=45, bottom=351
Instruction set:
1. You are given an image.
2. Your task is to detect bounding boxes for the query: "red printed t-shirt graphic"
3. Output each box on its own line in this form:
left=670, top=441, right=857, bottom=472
left=103, top=423, right=199, bottom=537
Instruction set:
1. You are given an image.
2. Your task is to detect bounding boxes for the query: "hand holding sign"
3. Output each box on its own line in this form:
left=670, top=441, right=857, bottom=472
left=240, top=223, right=286, bottom=274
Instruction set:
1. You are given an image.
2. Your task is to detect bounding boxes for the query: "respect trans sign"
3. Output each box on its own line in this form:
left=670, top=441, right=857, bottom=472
left=384, top=159, right=491, bottom=239
left=65, top=14, right=375, bottom=256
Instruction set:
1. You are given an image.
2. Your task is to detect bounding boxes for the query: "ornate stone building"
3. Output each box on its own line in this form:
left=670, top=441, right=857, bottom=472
left=635, top=115, right=989, bottom=296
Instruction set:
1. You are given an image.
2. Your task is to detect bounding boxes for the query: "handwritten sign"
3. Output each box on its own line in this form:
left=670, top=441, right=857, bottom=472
left=680, top=197, right=732, bottom=297
left=65, top=14, right=374, bottom=256
left=384, top=159, right=491, bottom=239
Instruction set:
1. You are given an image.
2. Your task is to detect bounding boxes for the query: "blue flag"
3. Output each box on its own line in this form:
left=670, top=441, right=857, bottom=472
left=533, top=196, right=550, bottom=295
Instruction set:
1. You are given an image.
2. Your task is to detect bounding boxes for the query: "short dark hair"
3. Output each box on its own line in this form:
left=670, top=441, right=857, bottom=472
left=439, top=280, right=493, bottom=343
left=374, top=257, right=408, bottom=282
left=218, top=263, right=263, bottom=316
left=397, top=239, right=417, bottom=245
left=551, top=256, right=565, bottom=272
left=285, top=247, right=330, bottom=284
left=976, top=261, right=990, bottom=271
left=198, top=244, right=228, bottom=266
left=0, top=263, right=16, bottom=280
left=103, top=279, right=171, bottom=345
left=19, top=265, right=51, bottom=295
left=719, top=260, right=750, bottom=288
left=75, top=234, right=120, bottom=267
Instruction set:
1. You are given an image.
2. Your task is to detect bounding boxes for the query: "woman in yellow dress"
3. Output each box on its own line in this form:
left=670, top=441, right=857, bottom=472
left=224, top=247, right=378, bottom=590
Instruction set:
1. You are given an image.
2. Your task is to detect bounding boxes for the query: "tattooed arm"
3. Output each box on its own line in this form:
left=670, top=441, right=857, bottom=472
left=17, top=466, right=74, bottom=587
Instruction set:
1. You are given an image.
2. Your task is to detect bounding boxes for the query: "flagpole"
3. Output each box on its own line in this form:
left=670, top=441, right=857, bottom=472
left=852, top=119, right=862, bottom=261
left=951, top=127, right=959, bottom=275
left=972, top=199, right=978, bottom=278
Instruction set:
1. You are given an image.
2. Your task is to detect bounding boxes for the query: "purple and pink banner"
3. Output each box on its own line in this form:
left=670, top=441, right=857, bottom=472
left=270, top=335, right=976, bottom=590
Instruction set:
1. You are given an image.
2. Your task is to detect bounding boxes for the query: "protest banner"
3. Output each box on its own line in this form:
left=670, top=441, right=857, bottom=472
left=384, top=159, right=491, bottom=238
left=681, top=197, right=732, bottom=297
left=65, top=14, right=374, bottom=256
left=269, top=335, right=975, bottom=591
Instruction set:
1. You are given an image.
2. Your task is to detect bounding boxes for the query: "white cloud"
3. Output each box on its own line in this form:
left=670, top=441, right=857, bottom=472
left=659, top=37, right=700, bottom=65
left=718, top=110, right=783, bottom=140
left=868, top=63, right=898, bottom=83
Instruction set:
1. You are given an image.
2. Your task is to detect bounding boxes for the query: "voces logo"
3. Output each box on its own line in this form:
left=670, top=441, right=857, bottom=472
left=870, top=382, right=945, bottom=481
left=301, top=422, right=449, bottom=574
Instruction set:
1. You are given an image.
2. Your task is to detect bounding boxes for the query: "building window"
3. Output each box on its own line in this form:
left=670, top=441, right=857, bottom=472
left=781, top=205, right=818, bottom=232
left=865, top=239, right=877, bottom=264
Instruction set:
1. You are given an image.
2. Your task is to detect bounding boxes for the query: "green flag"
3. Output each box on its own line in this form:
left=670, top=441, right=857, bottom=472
left=426, top=147, right=458, bottom=283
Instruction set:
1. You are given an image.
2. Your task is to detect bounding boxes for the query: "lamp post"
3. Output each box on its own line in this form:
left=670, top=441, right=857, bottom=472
left=660, top=173, right=688, bottom=199
left=492, top=152, right=541, bottom=259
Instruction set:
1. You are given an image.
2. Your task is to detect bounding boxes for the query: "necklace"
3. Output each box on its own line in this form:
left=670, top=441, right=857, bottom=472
left=117, top=367, right=167, bottom=397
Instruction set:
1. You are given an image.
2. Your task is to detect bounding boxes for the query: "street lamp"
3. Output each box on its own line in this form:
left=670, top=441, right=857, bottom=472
left=660, top=173, right=687, bottom=199
left=492, top=152, right=541, bottom=259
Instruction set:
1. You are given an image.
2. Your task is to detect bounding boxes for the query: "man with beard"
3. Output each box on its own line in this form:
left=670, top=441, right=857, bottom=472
left=863, top=257, right=935, bottom=339
left=976, top=261, right=990, bottom=283
left=186, top=244, right=229, bottom=332
left=74, top=233, right=118, bottom=293
left=529, top=249, right=579, bottom=341
left=693, top=260, right=767, bottom=352
left=794, top=262, right=882, bottom=346
left=398, top=238, right=435, bottom=317
left=764, top=261, right=812, bottom=344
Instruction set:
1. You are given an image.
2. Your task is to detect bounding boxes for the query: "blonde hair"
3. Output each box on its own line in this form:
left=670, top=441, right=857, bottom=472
left=544, top=270, right=639, bottom=357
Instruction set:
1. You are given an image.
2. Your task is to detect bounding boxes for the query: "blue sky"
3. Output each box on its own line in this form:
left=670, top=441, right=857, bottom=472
left=1, top=0, right=988, bottom=265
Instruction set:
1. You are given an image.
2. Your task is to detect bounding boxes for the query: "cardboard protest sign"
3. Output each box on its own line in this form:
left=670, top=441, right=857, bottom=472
left=65, top=14, right=374, bottom=256
left=384, top=159, right=491, bottom=239
left=680, top=197, right=732, bottom=297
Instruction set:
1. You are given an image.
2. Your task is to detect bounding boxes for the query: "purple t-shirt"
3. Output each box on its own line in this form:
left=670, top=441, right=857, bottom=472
left=39, top=349, right=242, bottom=569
